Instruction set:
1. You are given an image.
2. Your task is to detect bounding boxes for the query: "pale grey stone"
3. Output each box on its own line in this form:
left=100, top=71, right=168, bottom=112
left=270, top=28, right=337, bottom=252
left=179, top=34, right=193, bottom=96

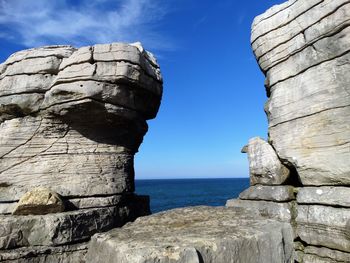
left=265, top=52, right=350, bottom=186
left=67, top=195, right=123, bottom=209
left=52, top=61, right=162, bottom=96
left=245, top=1, right=350, bottom=262
left=296, top=205, right=350, bottom=252
left=269, top=106, right=350, bottom=186
left=226, top=199, right=294, bottom=222
left=251, top=0, right=298, bottom=33
left=0, top=42, right=158, bottom=261
left=302, top=246, right=350, bottom=263
left=252, top=0, right=309, bottom=43
left=65, top=194, right=150, bottom=213
left=258, top=3, right=350, bottom=72
left=93, top=43, right=162, bottom=82
left=0, top=243, right=87, bottom=263
left=0, top=117, right=135, bottom=201
left=86, top=206, right=294, bottom=263
left=0, top=208, right=118, bottom=249
left=252, top=0, right=347, bottom=59
left=3, top=46, right=75, bottom=66
left=239, top=185, right=295, bottom=202
left=59, top=46, right=93, bottom=70
left=0, top=197, right=148, bottom=251
left=246, top=137, right=290, bottom=185
left=43, top=80, right=160, bottom=119
left=252, top=0, right=350, bottom=186
left=0, top=42, right=161, bottom=203
left=2, top=56, right=62, bottom=77
left=0, top=74, right=54, bottom=97
left=131, top=42, right=160, bottom=69
left=94, top=61, right=162, bottom=95
left=297, top=186, right=350, bottom=207
left=304, top=3, right=350, bottom=43
left=267, top=27, right=350, bottom=87
left=266, top=53, right=350, bottom=127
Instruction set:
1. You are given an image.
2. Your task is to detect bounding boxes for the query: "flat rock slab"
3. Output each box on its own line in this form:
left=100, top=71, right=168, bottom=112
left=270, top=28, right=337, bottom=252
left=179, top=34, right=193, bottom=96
left=0, top=205, right=134, bottom=250
left=239, top=185, right=295, bottom=202
left=226, top=199, right=294, bottom=222
left=86, top=206, right=294, bottom=263
left=297, top=186, right=350, bottom=208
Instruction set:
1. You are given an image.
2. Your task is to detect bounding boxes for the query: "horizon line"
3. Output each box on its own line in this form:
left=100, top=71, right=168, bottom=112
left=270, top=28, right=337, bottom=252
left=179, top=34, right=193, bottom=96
left=135, top=176, right=249, bottom=180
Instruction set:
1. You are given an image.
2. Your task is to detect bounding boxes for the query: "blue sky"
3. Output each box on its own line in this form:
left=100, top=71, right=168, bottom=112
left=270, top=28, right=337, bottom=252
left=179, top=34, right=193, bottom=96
left=0, top=0, right=284, bottom=179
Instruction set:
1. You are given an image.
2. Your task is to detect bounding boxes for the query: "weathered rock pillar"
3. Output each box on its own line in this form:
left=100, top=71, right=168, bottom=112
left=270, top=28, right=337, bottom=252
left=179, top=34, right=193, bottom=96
left=0, top=42, right=162, bottom=261
left=227, top=1, right=350, bottom=262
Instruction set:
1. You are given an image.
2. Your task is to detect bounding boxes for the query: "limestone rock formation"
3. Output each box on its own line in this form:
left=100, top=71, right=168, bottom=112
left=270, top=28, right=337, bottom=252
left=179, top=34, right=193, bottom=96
left=229, top=0, right=350, bottom=262
left=86, top=206, right=294, bottom=263
left=0, top=42, right=161, bottom=261
left=246, top=137, right=290, bottom=185
left=12, top=187, right=65, bottom=215
left=252, top=0, right=350, bottom=186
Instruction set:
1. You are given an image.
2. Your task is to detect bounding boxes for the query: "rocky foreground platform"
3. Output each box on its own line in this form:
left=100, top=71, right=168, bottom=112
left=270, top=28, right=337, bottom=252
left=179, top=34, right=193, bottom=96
left=87, top=206, right=294, bottom=263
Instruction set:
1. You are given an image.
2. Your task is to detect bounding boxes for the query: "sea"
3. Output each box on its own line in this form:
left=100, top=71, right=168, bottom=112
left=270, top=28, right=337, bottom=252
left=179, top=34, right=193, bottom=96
left=135, top=178, right=250, bottom=213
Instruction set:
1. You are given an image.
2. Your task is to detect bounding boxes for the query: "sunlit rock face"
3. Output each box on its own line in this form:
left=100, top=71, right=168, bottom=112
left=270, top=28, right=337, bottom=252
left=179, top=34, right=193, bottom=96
left=228, top=1, right=350, bottom=262
left=86, top=206, right=294, bottom=263
left=0, top=42, right=162, bottom=261
left=251, top=0, right=350, bottom=186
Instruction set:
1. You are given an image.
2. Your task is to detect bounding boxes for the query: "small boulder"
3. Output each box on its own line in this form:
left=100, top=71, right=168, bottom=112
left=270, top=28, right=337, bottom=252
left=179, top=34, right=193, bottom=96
left=246, top=137, right=290, bottom=185
left=12, top=187, right=65, bottom=215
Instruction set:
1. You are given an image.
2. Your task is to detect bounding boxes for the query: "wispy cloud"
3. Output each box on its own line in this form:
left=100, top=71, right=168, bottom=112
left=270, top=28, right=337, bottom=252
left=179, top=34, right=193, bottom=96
left=0, top=0, right=173, bottom=51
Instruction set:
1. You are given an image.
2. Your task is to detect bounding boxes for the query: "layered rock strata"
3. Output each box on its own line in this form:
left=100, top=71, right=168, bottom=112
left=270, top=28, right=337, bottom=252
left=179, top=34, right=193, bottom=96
left=227, top=0, right=350, bottom=262
left=0, top=43, right=162, bottom=261
left=253, top=0, right=350, bottom=185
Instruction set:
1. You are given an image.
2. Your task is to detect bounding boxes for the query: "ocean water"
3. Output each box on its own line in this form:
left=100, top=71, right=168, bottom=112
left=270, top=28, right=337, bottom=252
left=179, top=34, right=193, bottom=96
left=135, top=178, right=250, bottom=213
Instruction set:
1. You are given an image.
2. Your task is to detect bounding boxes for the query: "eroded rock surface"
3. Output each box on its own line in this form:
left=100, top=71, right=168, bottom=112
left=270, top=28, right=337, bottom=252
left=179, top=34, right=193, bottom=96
left=87, top=206, right=294, bottom=263
left=246, top=137, right=290, bottom=185
left=252, top=0, right=350, bottom=186
left=236, top=0, right=350, bottom=262
left=0, top=42, right=161, bottom=261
